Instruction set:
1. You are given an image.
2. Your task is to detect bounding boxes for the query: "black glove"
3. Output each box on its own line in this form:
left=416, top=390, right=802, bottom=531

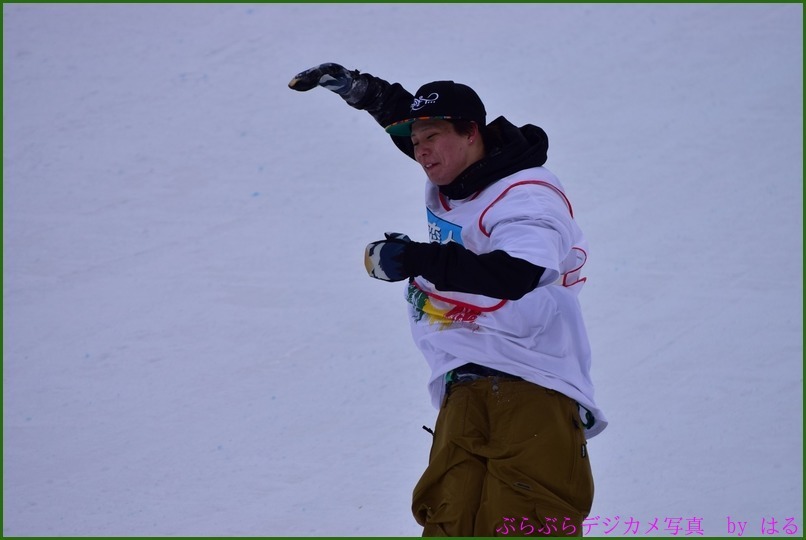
left=364, top=233, right=412, bottom=282
left=288, top=62, right=369, bottom=107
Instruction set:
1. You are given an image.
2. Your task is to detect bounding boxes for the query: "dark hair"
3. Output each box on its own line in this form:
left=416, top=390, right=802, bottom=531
left=449, top=119, right=478, bottom=136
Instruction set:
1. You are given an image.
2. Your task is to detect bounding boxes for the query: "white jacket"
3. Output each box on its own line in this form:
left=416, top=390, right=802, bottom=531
left=406, top=166, right=607, bottom=438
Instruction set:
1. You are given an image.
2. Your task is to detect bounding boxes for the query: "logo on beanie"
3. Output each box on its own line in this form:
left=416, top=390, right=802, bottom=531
left=411, top=93, right=439, bottom=111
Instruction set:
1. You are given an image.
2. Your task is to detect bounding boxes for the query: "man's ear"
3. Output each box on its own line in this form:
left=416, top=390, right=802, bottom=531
left=469, top=122, right=481, bottom=143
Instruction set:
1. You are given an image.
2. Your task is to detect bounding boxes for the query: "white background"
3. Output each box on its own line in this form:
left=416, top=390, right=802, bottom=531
left=4, top=3, right=802, bottom=537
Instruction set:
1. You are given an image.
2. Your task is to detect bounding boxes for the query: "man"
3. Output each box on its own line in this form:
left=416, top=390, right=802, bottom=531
left=289, top=63, right=607, bottom=537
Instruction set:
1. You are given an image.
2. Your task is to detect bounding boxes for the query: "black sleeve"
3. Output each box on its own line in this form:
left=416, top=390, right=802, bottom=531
left=351, top=73, right=416, bottom=160
left=402, top=241, right=545, bottom=300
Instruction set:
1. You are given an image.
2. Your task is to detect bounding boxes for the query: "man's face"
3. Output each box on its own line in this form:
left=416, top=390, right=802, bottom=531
left=410, top=119, right=477, bottom=187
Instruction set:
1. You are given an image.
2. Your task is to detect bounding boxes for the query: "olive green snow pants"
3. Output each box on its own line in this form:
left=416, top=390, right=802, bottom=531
left=412, top=378, right=593, bottom=537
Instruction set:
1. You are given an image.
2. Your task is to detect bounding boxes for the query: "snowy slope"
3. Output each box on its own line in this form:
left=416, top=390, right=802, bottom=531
left=3, top=3, right=802, bottom=536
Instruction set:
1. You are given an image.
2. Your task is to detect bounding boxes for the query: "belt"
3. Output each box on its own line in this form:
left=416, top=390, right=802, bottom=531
left=445, top=363, right=523, bottom=388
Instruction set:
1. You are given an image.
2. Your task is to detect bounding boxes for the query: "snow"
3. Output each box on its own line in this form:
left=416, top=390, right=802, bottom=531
left=3, top=3, right=802, bottom=537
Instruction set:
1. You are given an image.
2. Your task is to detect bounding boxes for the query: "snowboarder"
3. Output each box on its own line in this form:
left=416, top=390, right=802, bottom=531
left=289, top=63, right=607, bottom=537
